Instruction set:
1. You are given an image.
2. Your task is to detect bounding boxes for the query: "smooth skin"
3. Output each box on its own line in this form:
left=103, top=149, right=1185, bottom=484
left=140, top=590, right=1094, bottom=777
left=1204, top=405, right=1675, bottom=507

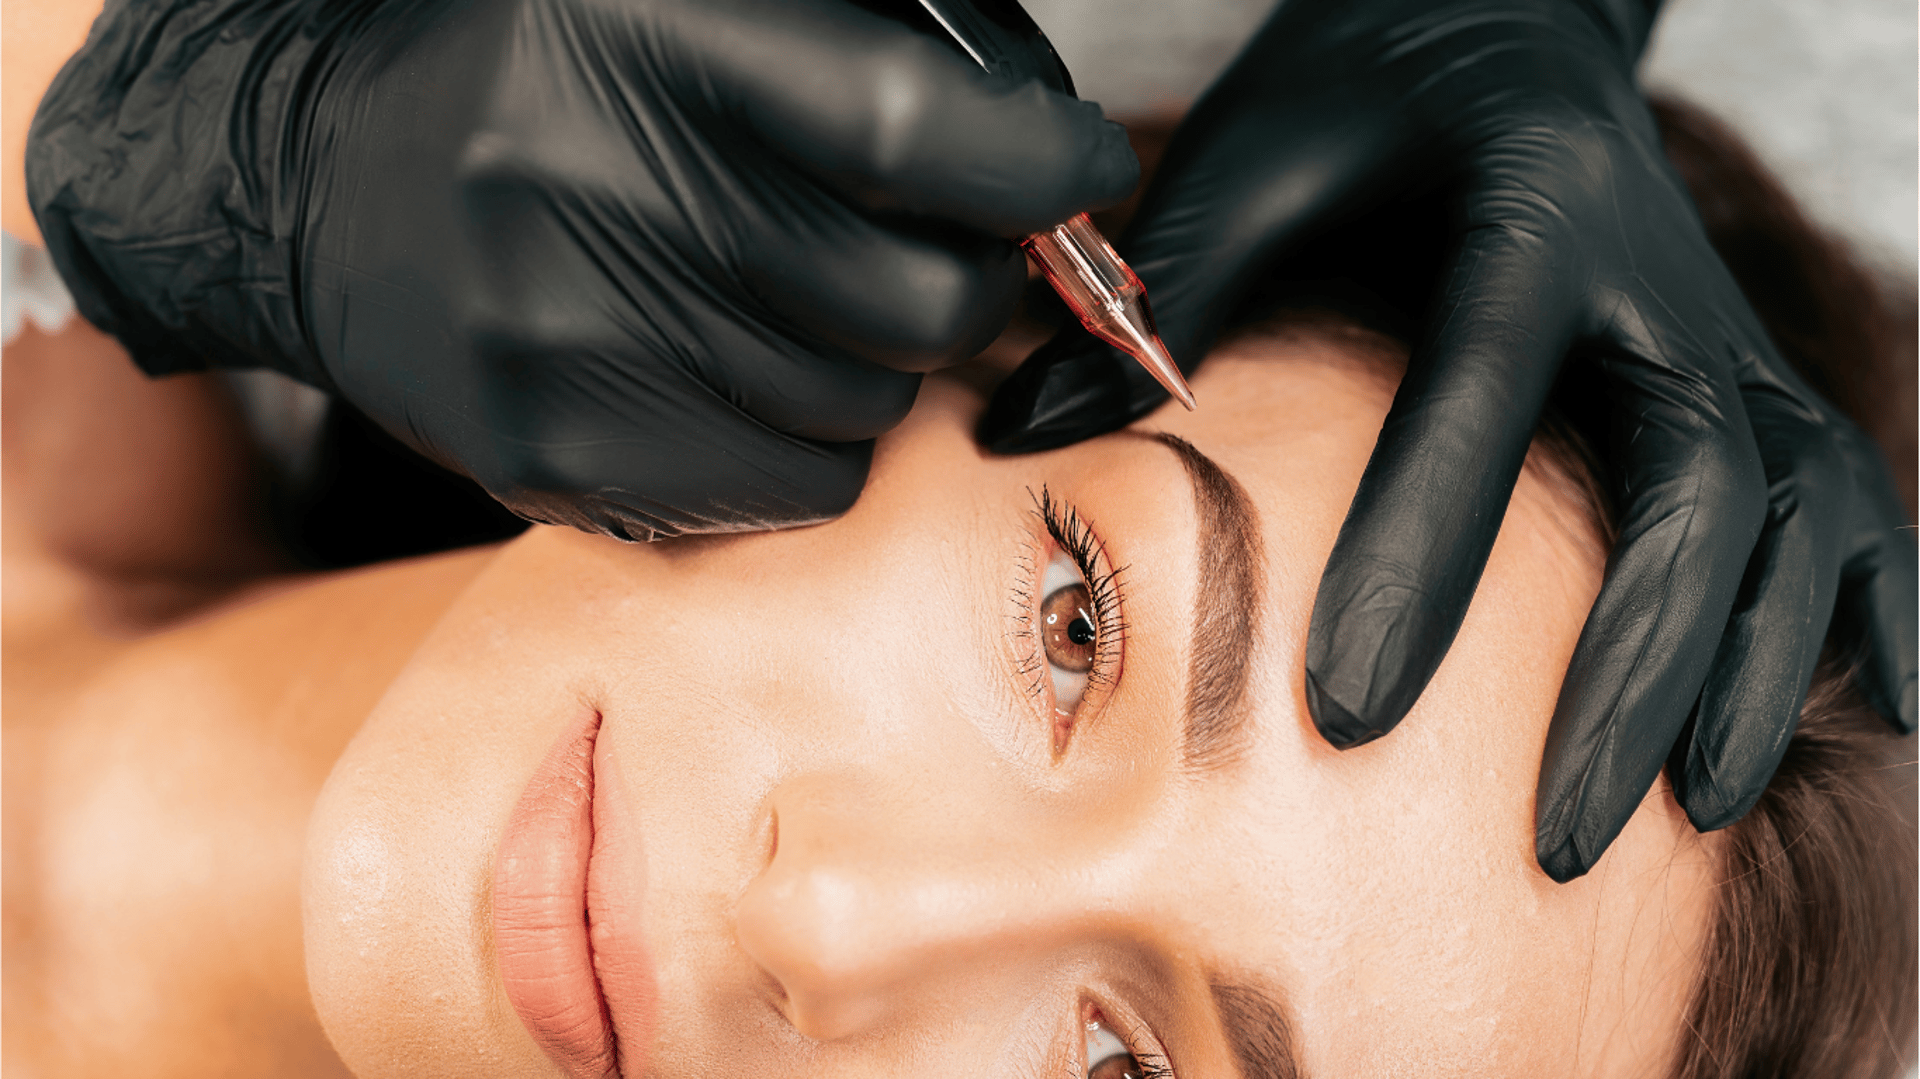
left=2, top=0, right=91, bottom=243
left=8, top=320, right=1716, bottom=1076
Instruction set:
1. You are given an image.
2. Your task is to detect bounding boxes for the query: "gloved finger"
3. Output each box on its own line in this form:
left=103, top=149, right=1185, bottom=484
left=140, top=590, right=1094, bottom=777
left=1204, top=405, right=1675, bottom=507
left=1835, top=445, right=1919, bottom=733
left=976, top=323, right=1164, bottom=453
left=464, top=332, right=897, bottom=540
left=739, top=190, right=1028, bottom=374
left=979, top=71, right=1397, bottom=452
left=1534, top=343, right=1767, bottom=883
left=1670, top=388, right=1849, bottom=831
left=1300, top=217, right=1585, bottom=749
left=691, top=0, right=1137, bottom=236
left=457, top=162, right=925, bottom=444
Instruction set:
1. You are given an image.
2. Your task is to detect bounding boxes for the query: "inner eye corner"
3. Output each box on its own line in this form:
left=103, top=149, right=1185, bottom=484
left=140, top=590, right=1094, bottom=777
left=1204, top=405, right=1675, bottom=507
left=1079, top=997, right=1157, bottom=1079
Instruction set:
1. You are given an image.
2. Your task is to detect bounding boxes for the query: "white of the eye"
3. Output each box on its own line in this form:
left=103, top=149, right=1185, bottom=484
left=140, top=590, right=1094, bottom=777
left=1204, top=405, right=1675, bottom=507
left=1042, top=549, right=1092, bottom=714
left=1085, top=1017, right=1131, bottom=1072
left=1041, top=548, right=1082, bottom=597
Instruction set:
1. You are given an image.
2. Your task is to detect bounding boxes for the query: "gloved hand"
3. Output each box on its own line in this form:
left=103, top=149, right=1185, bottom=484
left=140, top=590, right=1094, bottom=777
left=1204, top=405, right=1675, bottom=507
left=977, top=0, right=1917, bottom=880
left=28, top=0, right=1136, bottom=538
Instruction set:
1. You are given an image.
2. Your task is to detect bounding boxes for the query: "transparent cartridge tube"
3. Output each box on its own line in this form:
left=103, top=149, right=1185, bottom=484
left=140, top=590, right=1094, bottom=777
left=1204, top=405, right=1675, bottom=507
left=1021, top=213, right=1194, bottom=410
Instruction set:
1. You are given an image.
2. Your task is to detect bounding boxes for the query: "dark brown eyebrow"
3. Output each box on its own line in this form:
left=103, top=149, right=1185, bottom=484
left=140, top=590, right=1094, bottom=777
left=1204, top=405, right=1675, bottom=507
left=1147, top=438, right=1297, bottom=1077
left=1211, top=980, right=1308, bottom=1079
left=1149, top=433, right=1263, bottom=772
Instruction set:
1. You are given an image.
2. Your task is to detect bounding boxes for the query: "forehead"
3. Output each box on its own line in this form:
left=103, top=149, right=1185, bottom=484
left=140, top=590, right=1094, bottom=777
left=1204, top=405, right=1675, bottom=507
left=1131, top=331, right=1713, bottom=1075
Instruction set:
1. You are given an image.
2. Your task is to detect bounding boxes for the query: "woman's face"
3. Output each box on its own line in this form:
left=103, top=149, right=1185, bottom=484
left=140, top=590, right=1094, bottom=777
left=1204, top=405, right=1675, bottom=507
left=304, top=323, right=1715, bottom=1078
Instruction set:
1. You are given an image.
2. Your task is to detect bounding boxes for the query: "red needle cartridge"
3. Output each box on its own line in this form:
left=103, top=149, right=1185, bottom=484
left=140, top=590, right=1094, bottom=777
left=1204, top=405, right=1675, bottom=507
left=1020, top=213, right=1194, bottom=409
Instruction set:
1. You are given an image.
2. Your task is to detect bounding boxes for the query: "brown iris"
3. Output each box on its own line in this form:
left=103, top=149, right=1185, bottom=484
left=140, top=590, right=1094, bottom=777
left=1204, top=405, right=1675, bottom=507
left=1041, top=583, right=1096, bottom=674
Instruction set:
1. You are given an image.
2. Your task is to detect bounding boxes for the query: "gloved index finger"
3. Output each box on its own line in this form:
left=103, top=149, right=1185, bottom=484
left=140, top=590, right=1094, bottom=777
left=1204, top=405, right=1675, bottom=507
left=681, top=0, right=1139, bottom=236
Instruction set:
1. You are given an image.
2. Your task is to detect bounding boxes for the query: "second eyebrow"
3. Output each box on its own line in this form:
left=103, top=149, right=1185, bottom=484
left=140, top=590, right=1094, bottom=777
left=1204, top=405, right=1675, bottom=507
left=1148, top=432, right=1264, bottom=772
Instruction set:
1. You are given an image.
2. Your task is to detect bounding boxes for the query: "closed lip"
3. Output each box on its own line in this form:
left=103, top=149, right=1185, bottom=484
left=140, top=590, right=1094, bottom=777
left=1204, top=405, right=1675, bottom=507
left=493, top=710, right=657, bottom=1078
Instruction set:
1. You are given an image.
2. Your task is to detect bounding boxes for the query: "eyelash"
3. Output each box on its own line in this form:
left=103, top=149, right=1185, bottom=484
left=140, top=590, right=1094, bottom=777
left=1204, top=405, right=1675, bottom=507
left=1127, top=1047, right=1176, bottom=1079
left=1007, top=486, right=1129, bottom=708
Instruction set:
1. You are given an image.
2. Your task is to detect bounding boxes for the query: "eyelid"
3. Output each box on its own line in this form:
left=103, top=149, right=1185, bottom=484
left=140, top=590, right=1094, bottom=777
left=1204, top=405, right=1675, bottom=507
left=1077, top=997, right=1176, bottom=1079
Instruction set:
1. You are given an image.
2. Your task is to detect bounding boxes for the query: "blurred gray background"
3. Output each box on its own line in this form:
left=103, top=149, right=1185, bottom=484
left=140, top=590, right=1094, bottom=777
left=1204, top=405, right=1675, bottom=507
left=1024, top=0, right=1920, bottom=276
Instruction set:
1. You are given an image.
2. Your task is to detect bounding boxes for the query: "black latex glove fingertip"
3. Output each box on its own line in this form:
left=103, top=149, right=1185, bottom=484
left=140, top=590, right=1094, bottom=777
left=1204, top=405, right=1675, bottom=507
left=1892, top=676, right=1917, bottom=735
left=1535, top=772, right=1604, bottom=883
left=977, top=326, right=1157, bottom=453
left=1675, top=774, right=1754, bottom=834
left=1535, top=833, right=1590, bottom=884
left=1670, top=732, right=1759, bottom=834
left=1304, top=666, right=1385, bottom=749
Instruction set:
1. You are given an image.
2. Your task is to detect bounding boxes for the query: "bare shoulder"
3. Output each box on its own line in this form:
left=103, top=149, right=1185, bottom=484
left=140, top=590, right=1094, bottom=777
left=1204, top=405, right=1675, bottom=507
left=7, top=545, right=498, bottom=1078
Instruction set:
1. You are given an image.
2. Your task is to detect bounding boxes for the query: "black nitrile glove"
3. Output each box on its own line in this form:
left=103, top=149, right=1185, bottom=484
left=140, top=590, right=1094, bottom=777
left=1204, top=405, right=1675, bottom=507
left=27, top=0, right=1136, bottom=538
left=977, top=0, right=1918, bottom=880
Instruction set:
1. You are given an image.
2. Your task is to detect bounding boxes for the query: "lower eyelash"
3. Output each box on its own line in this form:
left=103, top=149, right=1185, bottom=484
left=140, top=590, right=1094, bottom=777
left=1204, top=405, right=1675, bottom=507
left=1007, top=544, right=1046, bottom=690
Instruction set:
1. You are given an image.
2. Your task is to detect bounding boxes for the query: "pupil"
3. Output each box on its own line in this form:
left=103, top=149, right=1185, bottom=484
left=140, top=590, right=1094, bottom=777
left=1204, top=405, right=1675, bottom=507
left=1040, top=584, right=1096, bottom=674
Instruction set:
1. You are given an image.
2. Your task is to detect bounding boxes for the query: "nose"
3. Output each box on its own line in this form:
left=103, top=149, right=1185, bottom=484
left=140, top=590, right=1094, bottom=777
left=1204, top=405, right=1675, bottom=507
left=734, top=774, right=1111, bottom=1041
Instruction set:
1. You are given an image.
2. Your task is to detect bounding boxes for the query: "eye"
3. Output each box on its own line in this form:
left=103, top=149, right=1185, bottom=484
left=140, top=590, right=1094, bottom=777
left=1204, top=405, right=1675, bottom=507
left=1084, top=1013, right=1170, bottom=1079
left=1006, top=487, right=1126, bottom=756
left=1041, top=548, right=1098, bottom=713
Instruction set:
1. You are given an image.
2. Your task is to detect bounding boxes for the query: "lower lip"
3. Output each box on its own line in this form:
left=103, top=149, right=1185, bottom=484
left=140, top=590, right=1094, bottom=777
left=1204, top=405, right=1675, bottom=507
left=494, top=710, right=657, bottom=1078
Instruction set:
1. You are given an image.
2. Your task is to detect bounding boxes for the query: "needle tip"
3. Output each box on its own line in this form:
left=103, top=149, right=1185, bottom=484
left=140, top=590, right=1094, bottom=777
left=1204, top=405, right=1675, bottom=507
left=1136, top=335, right=1195, bottom=411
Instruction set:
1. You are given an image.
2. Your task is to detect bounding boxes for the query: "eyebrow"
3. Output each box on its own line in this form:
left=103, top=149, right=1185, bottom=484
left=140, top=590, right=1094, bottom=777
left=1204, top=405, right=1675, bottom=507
left=1134, top=439, right=1300, bottom=1077
left=1148, top=433, right=1263, bottom=772
left=1211, top=980, right=1308, bottom=1079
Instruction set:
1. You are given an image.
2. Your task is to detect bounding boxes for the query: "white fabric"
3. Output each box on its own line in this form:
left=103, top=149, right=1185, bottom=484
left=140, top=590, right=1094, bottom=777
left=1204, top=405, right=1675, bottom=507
left=1642, top=0, right=1918, bottom=273
left=2, top=230, right=76, bottom=345
left=2, top=229, right=331, bottom=484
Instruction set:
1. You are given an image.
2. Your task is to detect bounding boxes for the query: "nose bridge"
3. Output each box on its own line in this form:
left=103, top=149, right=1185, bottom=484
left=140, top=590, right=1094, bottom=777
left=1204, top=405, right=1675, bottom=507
left=734, top=773, right=1105, bottom=1042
